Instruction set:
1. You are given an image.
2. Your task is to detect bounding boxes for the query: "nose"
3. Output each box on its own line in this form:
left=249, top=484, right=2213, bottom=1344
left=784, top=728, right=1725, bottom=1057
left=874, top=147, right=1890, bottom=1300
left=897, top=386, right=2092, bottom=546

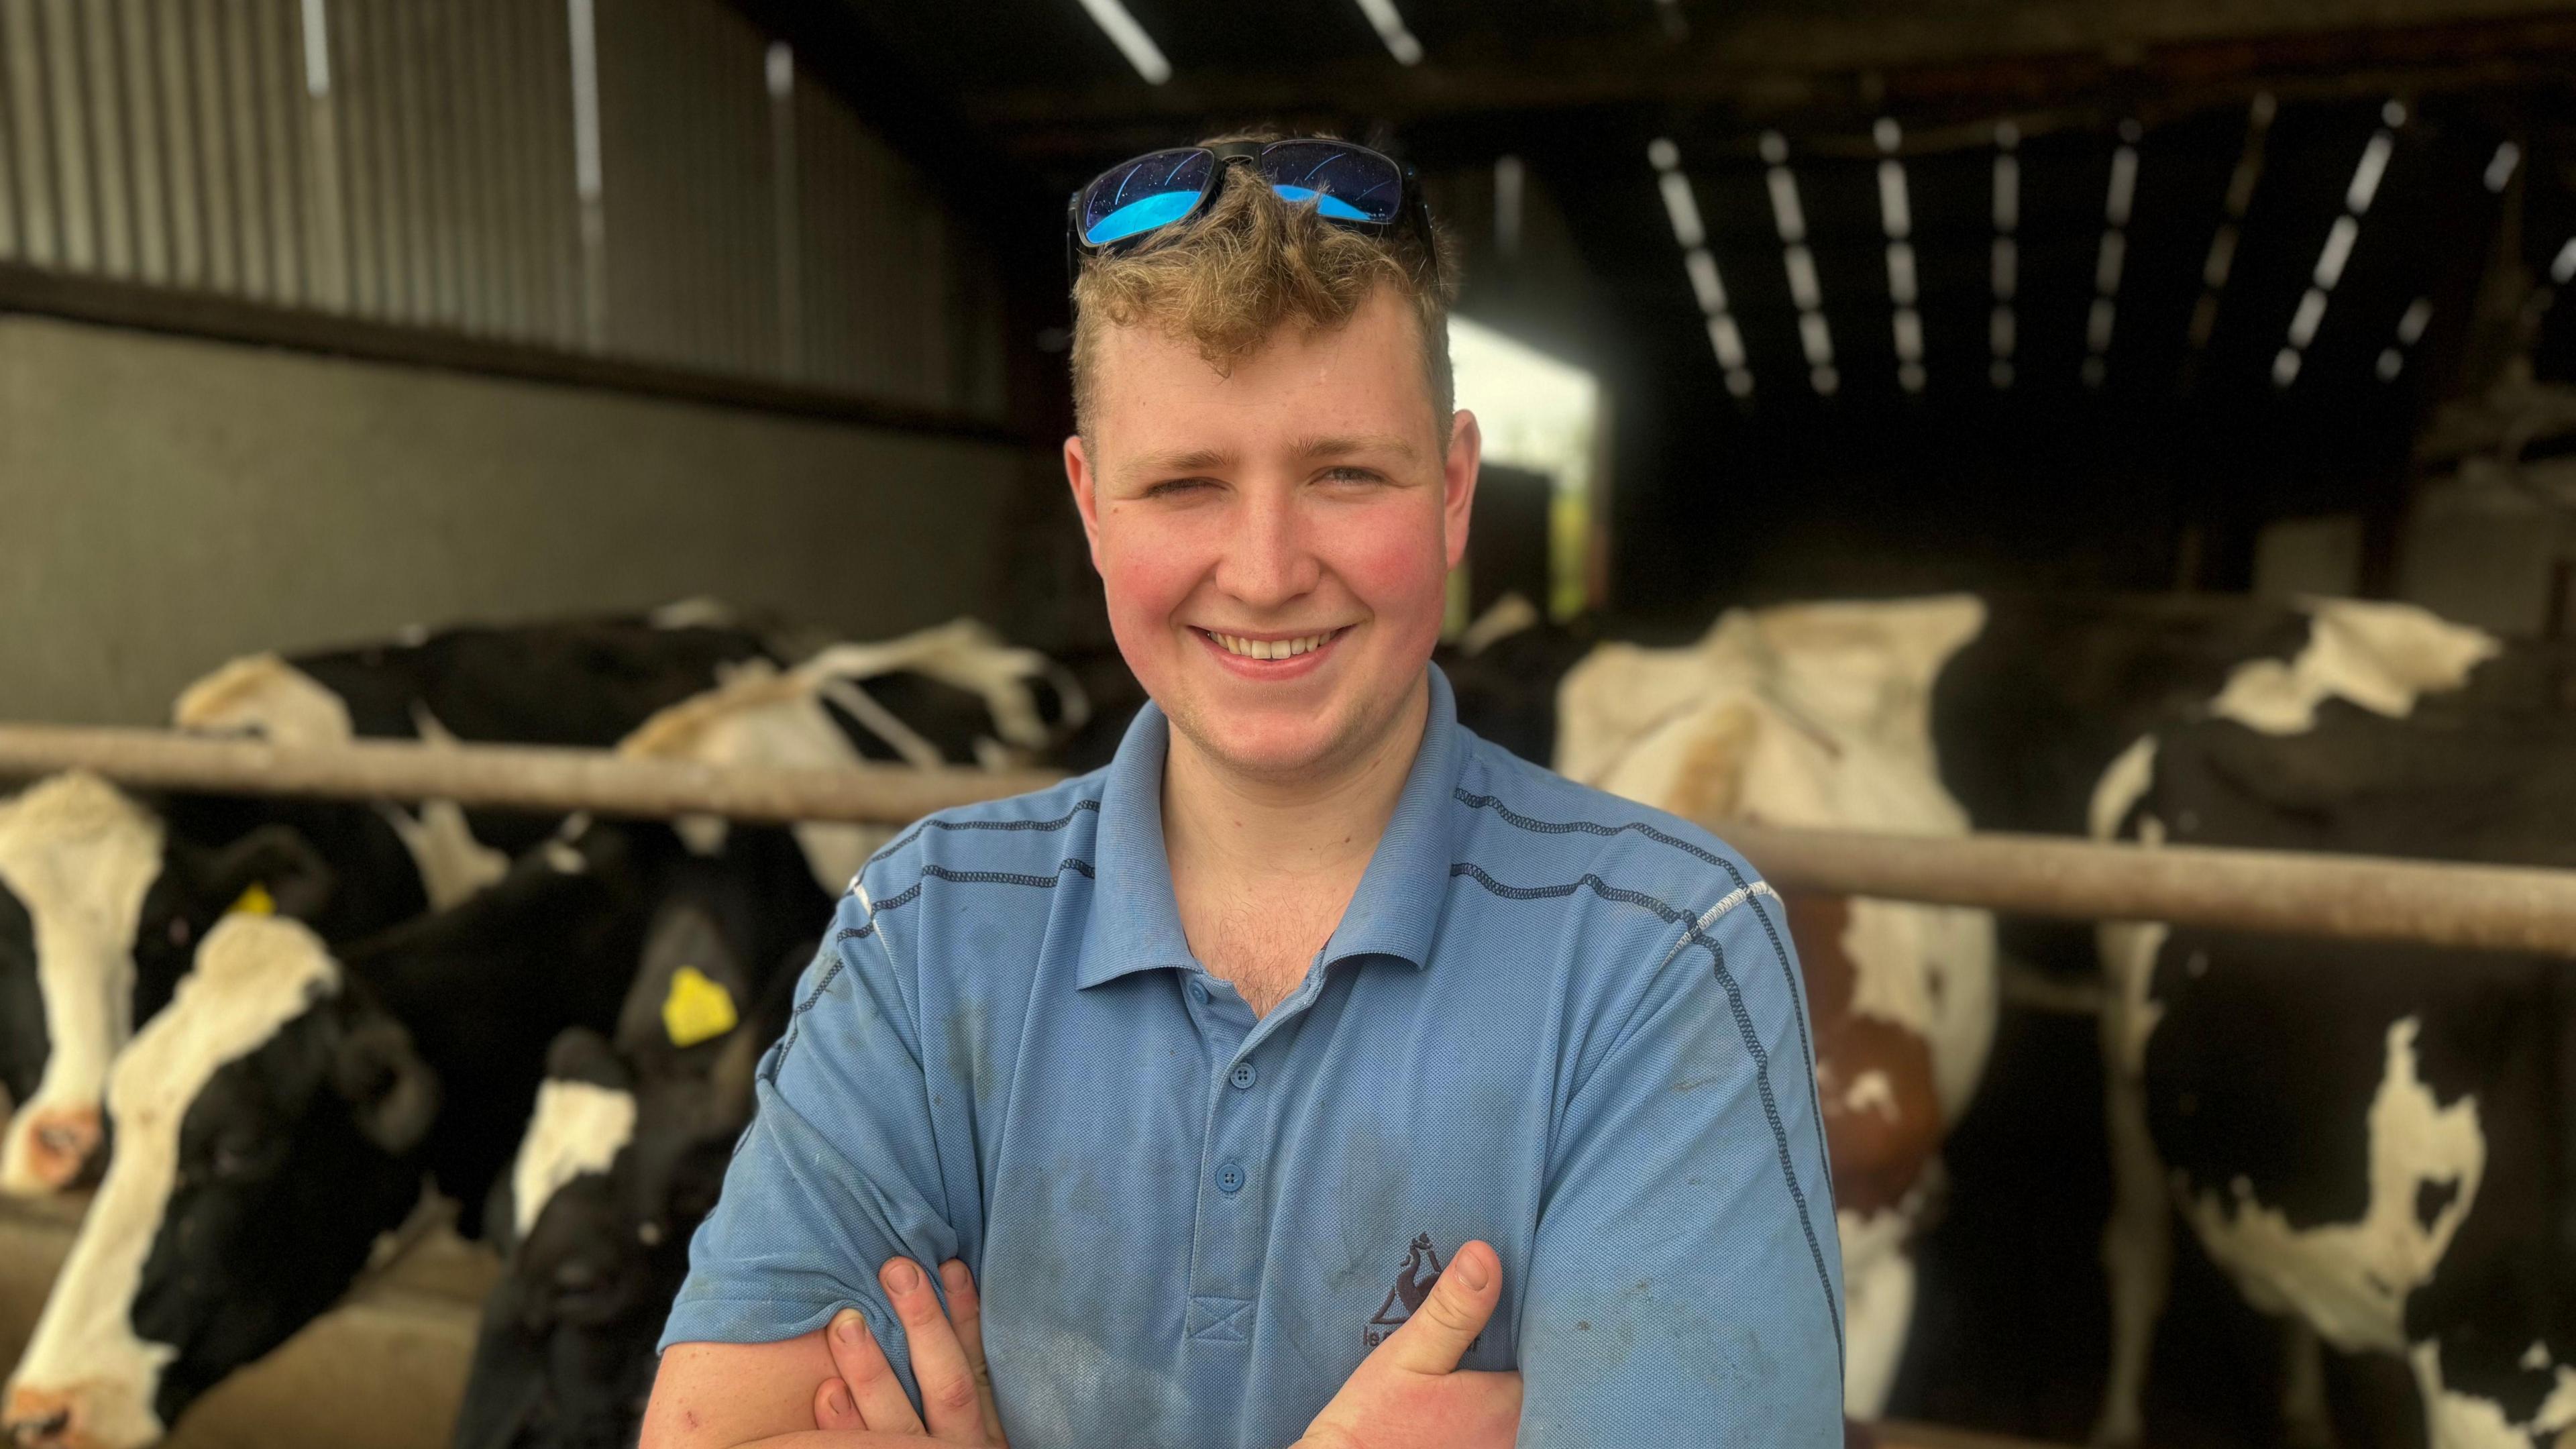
left=11, top=1106, right=105, bottom=1192
left=4, top=1386, right=83, bottom=1449
left=6, top=1409, right=68, bottom=1448
left=1217, top=490, right=1321, bottom=610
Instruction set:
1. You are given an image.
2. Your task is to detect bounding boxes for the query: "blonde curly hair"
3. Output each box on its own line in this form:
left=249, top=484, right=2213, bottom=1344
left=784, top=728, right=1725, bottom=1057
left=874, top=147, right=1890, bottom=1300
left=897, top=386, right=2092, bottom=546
left=1071, top=132, right=1458, bottom=440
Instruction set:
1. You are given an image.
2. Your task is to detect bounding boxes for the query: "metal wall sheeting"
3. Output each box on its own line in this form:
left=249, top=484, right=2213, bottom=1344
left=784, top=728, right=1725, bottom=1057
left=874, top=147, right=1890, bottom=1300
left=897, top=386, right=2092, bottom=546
left=0, top=0, right=1005, bottom=419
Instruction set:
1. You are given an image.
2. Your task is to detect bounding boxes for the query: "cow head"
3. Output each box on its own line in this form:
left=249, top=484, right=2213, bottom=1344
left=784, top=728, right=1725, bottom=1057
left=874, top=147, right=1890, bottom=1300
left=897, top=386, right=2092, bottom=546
left=3, top=916, right=434, bottom=1449
left=456, top=1025, right=755, bottom=1449
left=455, top=884, right=788, bottom=1449
left=0, top=774, right=333, bottom=1197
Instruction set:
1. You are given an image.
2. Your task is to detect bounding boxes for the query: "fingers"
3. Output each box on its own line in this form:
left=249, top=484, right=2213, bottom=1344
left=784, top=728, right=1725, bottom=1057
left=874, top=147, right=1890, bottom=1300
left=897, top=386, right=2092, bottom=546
left=883, top=1258, right=987, bottom=1443
left=813, top=1371, right=859, bottom=1432
left=824, top=1307, right=921, bottom=1433
left=1377, top=1240, right=1503, bottom=1377
left=939, top=1260, right=1008, bottom=1446
left=938, top=1260, right=987, bottom=1382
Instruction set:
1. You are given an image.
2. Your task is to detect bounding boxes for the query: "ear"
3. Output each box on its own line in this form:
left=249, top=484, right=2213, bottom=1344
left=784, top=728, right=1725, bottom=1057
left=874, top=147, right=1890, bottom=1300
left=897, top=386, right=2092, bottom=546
left=617, top=900, right=746, bottom=1066
left=1442, top=408, right=1483, bottom=572
left=203, top=825, right=337, bottom=921
left=1064, top=433, right=1106, bottom=574
left=333, top=1008, right=441, bottom=1155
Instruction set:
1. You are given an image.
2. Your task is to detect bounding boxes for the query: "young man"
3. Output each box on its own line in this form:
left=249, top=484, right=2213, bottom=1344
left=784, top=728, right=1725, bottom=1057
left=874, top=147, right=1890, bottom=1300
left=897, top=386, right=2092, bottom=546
left=642, top=136, right=1843, bottom=1448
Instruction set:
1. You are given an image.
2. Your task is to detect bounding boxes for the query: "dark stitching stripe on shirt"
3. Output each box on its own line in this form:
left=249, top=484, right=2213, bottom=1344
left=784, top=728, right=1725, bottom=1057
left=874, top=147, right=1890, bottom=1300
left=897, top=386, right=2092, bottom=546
left=920, top=859, right=1096, bottom=888
left=1450, top=860, right=1846, bottom=1367
left=861, top=797, right=1101, bottom=875
left=1455, top=788, right=1729, bottom=869
left=775, top=861, right=1091, bottom=1079
left=1456, top=785, right=1834, bottom=1206
left=770, top=880, right=922, bottom=1080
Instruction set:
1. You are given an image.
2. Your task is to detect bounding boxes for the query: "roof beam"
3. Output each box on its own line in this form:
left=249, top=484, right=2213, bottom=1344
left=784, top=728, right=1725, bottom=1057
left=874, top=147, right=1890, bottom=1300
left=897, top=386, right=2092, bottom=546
left=962, top=2, right=2576, bottom=152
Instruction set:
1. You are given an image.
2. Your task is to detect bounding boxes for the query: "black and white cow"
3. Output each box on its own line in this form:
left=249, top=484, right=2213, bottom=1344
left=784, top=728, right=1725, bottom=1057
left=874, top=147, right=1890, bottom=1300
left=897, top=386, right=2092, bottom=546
left=609, top=616, right=1089, bottom=899
left=453, top=886, right=808, bottom=1449
left=0, top=821, right=659, bottom=1449
left=1497, top=589, right=2522, bottom=1433
left=0, top=612, right=1083, bottom=1198
left=2098, top=616, right=2576, bottom=1446
left=1789, top=592, right=2506, bottom=1441
left=0, top=614, right=778, bottom=1197
left=0, top=780, right=348, bottom=1195
left=1923, top=592, right=2508, bottom=1445
left=0, top=613, right=1087, bottom=1448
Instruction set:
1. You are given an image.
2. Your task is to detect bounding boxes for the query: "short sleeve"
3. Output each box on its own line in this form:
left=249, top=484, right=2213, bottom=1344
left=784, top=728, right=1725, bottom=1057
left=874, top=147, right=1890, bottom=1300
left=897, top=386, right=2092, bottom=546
left=657, top=877, right=959, bottom=1406
left=1515, top=883, right=1845, bottom=1447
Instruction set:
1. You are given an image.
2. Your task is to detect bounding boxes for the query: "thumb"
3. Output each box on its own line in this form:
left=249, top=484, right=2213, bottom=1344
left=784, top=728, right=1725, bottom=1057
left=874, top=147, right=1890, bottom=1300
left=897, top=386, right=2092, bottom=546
left=1378, top=1241, right=1502, bottom=1375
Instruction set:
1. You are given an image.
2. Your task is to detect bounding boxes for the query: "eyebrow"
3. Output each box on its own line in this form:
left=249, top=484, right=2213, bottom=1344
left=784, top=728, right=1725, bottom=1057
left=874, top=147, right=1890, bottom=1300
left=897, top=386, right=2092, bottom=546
left=1124, top=433, right=1419, bottom=479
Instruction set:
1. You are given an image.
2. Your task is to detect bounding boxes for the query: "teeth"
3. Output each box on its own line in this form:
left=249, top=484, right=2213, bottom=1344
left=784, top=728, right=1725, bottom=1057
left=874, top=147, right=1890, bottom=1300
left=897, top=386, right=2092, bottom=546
left=1211, top=631, right=1335, bottom=660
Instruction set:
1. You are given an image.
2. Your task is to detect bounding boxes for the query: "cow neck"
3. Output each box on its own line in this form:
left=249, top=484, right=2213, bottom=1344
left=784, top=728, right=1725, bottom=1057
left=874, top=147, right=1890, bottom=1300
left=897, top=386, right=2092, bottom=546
left=340, top=856, right=643, bottom=1229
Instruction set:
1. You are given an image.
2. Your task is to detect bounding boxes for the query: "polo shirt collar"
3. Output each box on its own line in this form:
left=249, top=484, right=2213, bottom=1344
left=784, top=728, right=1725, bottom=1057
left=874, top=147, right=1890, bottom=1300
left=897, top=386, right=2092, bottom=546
left=1079, top=698, right=1198, bottom=987
left=1077, top=664, right=1468, bottom=989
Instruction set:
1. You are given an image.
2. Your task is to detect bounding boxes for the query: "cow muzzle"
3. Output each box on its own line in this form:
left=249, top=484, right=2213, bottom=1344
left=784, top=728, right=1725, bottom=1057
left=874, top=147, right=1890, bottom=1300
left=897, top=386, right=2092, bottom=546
left=5, top=1106, right=105, bottom=1193
left=5, top=1384, right=112, bottom=1449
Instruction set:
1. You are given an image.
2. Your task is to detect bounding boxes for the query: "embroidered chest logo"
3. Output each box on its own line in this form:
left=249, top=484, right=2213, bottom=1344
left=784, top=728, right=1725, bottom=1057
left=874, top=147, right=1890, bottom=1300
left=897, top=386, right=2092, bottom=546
left=1364, top=1233, right=1479, bottom=1349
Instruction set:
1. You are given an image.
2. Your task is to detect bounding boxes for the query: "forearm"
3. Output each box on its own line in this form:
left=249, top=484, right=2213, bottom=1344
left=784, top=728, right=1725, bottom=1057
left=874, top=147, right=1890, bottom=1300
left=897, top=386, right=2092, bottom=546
left=714, top=1416, right=1331, bottom=1449
left=646, top=1427, right=910, bottom=1449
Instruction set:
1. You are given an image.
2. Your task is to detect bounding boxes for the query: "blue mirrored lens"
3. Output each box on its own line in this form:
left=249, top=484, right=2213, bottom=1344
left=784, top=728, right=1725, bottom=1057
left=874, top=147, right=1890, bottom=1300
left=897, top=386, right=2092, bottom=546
left=1079, top=148, right=1214, bottom=246
left=1258, top=142, right=1401, bottom=223
left=1085, top=189, right=1202, bottom=244
left=1271, top=185, right=1371, bottom=222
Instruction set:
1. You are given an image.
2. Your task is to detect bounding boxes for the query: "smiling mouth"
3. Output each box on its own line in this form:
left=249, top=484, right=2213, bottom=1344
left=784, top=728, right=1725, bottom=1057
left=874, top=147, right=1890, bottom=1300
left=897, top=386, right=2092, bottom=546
left=1195, top=627, right=1350, bottom=661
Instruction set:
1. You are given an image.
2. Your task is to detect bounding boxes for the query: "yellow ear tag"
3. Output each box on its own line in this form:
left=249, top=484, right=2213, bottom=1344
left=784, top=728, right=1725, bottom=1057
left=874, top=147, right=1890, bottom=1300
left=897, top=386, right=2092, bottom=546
left=661, top=965, right=739, bottom=1049
left=228, top=882, right=277, bottom=916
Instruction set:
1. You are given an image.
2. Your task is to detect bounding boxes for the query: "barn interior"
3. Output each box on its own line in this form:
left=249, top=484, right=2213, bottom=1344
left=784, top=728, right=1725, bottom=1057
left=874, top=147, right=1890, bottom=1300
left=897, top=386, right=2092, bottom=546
left=4, top=1, right=2576, bottom=1447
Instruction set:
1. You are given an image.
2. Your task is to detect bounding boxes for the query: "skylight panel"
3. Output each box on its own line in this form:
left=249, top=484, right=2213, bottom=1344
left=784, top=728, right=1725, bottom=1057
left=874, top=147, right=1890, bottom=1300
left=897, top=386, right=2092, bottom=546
left=1352, top=0, right=1424, bottom=66
left=1073, top=0, right=1173, bottom=84
left=1877, top=117, right=1924, bottom=392
left=1649, top=137, right=1752, bottom=398
left=2275, top=100, right=2404, bottom=388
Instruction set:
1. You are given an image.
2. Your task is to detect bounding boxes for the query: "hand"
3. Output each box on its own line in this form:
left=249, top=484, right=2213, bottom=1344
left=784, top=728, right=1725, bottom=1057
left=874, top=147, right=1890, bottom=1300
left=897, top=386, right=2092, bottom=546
left=811, top=1257, right=1008, bottom=1445
left=1297, top=1240, right=1520, bottom=1449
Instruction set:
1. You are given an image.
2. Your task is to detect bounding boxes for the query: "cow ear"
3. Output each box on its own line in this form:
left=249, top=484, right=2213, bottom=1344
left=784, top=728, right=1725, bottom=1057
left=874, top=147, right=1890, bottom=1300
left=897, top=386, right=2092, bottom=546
left=203, top=825, right=337, bottom=922
left=333, top=1010, right=441, bottom=1154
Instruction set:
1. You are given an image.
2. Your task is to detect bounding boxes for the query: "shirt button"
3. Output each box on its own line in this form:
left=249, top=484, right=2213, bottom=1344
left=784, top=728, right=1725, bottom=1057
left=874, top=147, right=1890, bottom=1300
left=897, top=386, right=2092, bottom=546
left=1216, top=1159, right=1245, bottom=1194
left=1189, top=980, right=1210, bottom=1004
left=1228, top=1063, right=1256, bottom=1091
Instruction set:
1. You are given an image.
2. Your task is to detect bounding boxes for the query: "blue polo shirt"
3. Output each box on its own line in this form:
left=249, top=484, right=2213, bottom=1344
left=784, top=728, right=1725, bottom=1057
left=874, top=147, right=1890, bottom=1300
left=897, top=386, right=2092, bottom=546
left=662, top=664, right=1843, bottom=1447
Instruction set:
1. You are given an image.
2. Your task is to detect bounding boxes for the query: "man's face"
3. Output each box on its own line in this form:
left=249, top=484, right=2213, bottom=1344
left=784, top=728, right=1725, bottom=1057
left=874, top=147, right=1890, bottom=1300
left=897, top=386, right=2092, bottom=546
left=1067, top=286, right=1479, bottom=784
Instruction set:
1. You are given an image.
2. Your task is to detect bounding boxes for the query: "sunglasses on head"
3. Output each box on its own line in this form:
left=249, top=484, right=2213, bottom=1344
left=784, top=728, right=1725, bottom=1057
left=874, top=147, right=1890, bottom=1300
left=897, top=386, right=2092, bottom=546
left=1065, top=138, right=1434, bottom=284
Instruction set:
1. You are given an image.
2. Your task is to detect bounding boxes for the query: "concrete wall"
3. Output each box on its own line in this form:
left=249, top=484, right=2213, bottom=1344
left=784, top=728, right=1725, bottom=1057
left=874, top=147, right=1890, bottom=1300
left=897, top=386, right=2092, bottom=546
left=0, top=314, right=1033, bottom=725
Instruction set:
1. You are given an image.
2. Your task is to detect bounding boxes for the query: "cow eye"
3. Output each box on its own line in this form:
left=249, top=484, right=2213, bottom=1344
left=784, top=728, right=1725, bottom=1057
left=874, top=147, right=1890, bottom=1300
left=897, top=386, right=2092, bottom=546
left=551, top=1255, right=629, bottom=1319
left=208, top=1136, right=271, bottom=1182
left=167, top=917, right=192, bottom=950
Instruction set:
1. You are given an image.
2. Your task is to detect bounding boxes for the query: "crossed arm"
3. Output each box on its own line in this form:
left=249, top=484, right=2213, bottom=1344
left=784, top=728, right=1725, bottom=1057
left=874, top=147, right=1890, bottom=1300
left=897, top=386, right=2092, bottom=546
left=651, top=869, right=1843, bottom=1447
left=638, top=1242, right=1521, bottom=1449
